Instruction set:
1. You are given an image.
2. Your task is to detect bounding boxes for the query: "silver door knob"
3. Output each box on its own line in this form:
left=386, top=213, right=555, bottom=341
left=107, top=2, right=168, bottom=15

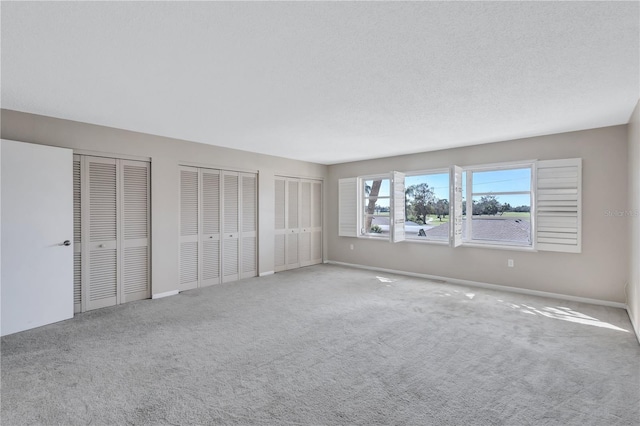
left=59, top=240, right=71, bottom=246
left=99, top=244, right=105, bottom=248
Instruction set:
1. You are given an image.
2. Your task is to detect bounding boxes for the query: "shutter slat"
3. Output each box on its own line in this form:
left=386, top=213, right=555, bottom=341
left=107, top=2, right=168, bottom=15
left=288, top=180, right=299, bottom=229
left=223, top=240, right=238, bottom=277
left=301, top=181, right=311, bottom=228
left=299, top=232, right=311, bottom=262
left=287, top=233, right=299, bottom=264
left=312, top=182, right=322, bottom=228
left=123, top=164, right=149, bottom=240
left=275, top=234, right=286, bottom=268
left=123, top=246, right=148, bottom=294
left=89, top=249, right=117, bottom=301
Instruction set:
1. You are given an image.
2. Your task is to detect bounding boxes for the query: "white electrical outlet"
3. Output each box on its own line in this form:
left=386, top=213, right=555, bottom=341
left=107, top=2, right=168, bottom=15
left=508, top=259, right=514, bottom=268
left=350, top=244, right=354, bottom=250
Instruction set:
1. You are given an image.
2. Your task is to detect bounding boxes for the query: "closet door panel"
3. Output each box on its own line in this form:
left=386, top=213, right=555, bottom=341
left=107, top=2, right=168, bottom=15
left=286, top=179, right=300, bottom=269
left=222, top=172, right=240, bottom=282
left=179, top=167, right=199, bottom=291
left=73, top=156, right=82, bottom=313
left=241, top=174, right=257, bottom=278
left=121, top=161, right=150, bottom=302
left=274, top=177, right=287, bottom=272
left=85, top=157, right=118, bottom=311
left=201, top=170, right=221, bottom=287
left=310, top=181, right=323, bottom=265
left=299, top=181, right=312, bottom=266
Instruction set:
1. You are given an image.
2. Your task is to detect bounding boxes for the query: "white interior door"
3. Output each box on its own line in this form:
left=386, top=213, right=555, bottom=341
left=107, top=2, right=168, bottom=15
left=286, top=179, right=300, bottom=269
left=1, top=140, right=73, bottom=336
left=310, top=180, right=323, bottom=265
left=299, top=181, right=312, bottom=266
left=240, top=173, right=257, bottom=279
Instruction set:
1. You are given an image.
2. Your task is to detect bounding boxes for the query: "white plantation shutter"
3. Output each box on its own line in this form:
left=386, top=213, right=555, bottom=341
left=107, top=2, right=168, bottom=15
left=180, top=167, right=199, bottom=290
left=241, top=173, right=257, bottom=278
left=222, top=172, right=240, bottom=282
left=392, top=171, right=406, bottom=243
left=86, top=157, right=118, bottom=310
left=450, top=166, right=463, bottom=247
left=338, top=178, right=358, bottom=237
left=274, top=177, right=287, bottom=272
left=73, top=156, right=82, bottom=313
left=535, top=158, right=582, bottom=253
left=121, top=161, right=150, bottom=302
left=201, top=170, right=221, bottom=287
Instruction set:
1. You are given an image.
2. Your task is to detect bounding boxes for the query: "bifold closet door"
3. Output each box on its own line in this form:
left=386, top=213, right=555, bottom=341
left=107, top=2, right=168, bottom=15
left=80, top=156, right=151, bottom=312
left=274, top=177, right=287, bottom=272
left=121, top=160, right=150, bottom=303
left=286, top=179, right=300, bottom=269
left=274, top=177, right=322, bottom=272
left=201, top=169, right=221, bottom=287
left=310, top=181, right=323, bottom=265
left=84, top=157, right=119, bottom=311
left=241, top=173, right=257, bottom=279
left=181, top=168, right=256, bottom=288
left=180, top=167, right=199, bottom=291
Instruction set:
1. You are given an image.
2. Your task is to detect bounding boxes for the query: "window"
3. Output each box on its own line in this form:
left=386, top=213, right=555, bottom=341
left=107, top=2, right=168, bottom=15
left=404, top=171, right=450, bottom=242
left=361, top=177, right=391, bottom=237
left=461, top=165, right=533, bottom=247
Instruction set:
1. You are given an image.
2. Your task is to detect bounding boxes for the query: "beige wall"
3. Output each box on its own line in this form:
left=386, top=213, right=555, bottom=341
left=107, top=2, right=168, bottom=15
left=327, top=125, right=629, bottom=303
left=628, top=100, right=640, bottom=340
left=0, top=109, right=328, bottom=295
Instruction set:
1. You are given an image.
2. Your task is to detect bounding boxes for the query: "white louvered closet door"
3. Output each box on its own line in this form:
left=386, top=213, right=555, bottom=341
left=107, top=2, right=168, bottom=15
left=121, top=161, right=150, bottom=303
left=241, top=173, right=257, bottom=279
left=201, top=169, right=221, bottom=287
left=286, top=179, right=300, bottom=269
left=180, top=167, right=199, bottom=291
left=274, top=177, right=287, bottom=272
left=299, top=181, right=312, bottom=266
left=310, top=180, right=323, bottom=265
left=222, top=171, right=240, bottom=282
left=84, top=157, right=119, bottom=311
left=73, top=156, right=82, bottom=313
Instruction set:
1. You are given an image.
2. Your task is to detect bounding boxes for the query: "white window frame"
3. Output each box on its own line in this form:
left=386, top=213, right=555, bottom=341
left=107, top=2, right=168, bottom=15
left=460, top=161, right=536, bottom=250
left=403, top=168, right=451, bottom=245
left=358, top=174, right=392, bottom=241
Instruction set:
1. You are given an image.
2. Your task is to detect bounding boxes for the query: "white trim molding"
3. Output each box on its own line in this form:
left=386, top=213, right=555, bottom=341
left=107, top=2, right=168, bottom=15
left=259, top=271, right=275, bottom=277
left=627, top=307, right=640, bottom=345
left=326, top=261, right=627, bottom=309
left=152, top=290, right=179, bottom=299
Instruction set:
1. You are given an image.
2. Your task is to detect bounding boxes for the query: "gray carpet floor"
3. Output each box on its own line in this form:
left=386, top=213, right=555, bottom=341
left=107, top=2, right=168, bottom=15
left=2, top=264, right=639, bottom=425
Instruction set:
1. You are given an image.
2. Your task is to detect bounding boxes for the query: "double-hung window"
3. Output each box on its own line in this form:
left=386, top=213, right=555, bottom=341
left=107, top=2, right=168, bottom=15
left=361, top=176, right=391, bottom=238
left=461, top=164, right=533, bottom=247
left=404, top=170, right=450, bottom=242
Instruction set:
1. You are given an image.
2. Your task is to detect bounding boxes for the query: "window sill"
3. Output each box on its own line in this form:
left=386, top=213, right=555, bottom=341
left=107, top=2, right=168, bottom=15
left=461, top=241, right=536, bottom=252
left=404, top=239, right=449, bottom=246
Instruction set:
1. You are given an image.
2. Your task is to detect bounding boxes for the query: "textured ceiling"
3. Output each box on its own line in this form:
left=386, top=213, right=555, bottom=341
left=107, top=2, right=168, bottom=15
left=2, top=2, right=638, bottom=165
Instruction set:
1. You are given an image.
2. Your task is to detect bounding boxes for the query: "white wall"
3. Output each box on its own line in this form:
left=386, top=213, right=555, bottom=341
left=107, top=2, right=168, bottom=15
left=0, top=109, right=328, bottom=295
left=327, top=125, right=629, bottom=303
left=627, top=99, right=640, bottom=341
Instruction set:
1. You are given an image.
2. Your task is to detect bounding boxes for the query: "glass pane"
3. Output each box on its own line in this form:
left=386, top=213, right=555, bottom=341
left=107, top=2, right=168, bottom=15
left=405, top=173, right=450, bottom=241
left=363, top=179, right=390, bottom=198
left=470, top=194, right=531, bottom=244
left=472, top=168, right=531, bottom=194
left=363, top=215, right=390, bottom=236
left=363, top=197, right=390, bottom=215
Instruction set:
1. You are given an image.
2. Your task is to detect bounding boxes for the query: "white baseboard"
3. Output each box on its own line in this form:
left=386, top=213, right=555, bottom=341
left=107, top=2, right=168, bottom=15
left=152, top=290, right=179, bottom=299
left=326, top=261, right=627, bottom=309
left=627, top=307, right=640, bottom=345
left=259, top=271, right=275, bottom=277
